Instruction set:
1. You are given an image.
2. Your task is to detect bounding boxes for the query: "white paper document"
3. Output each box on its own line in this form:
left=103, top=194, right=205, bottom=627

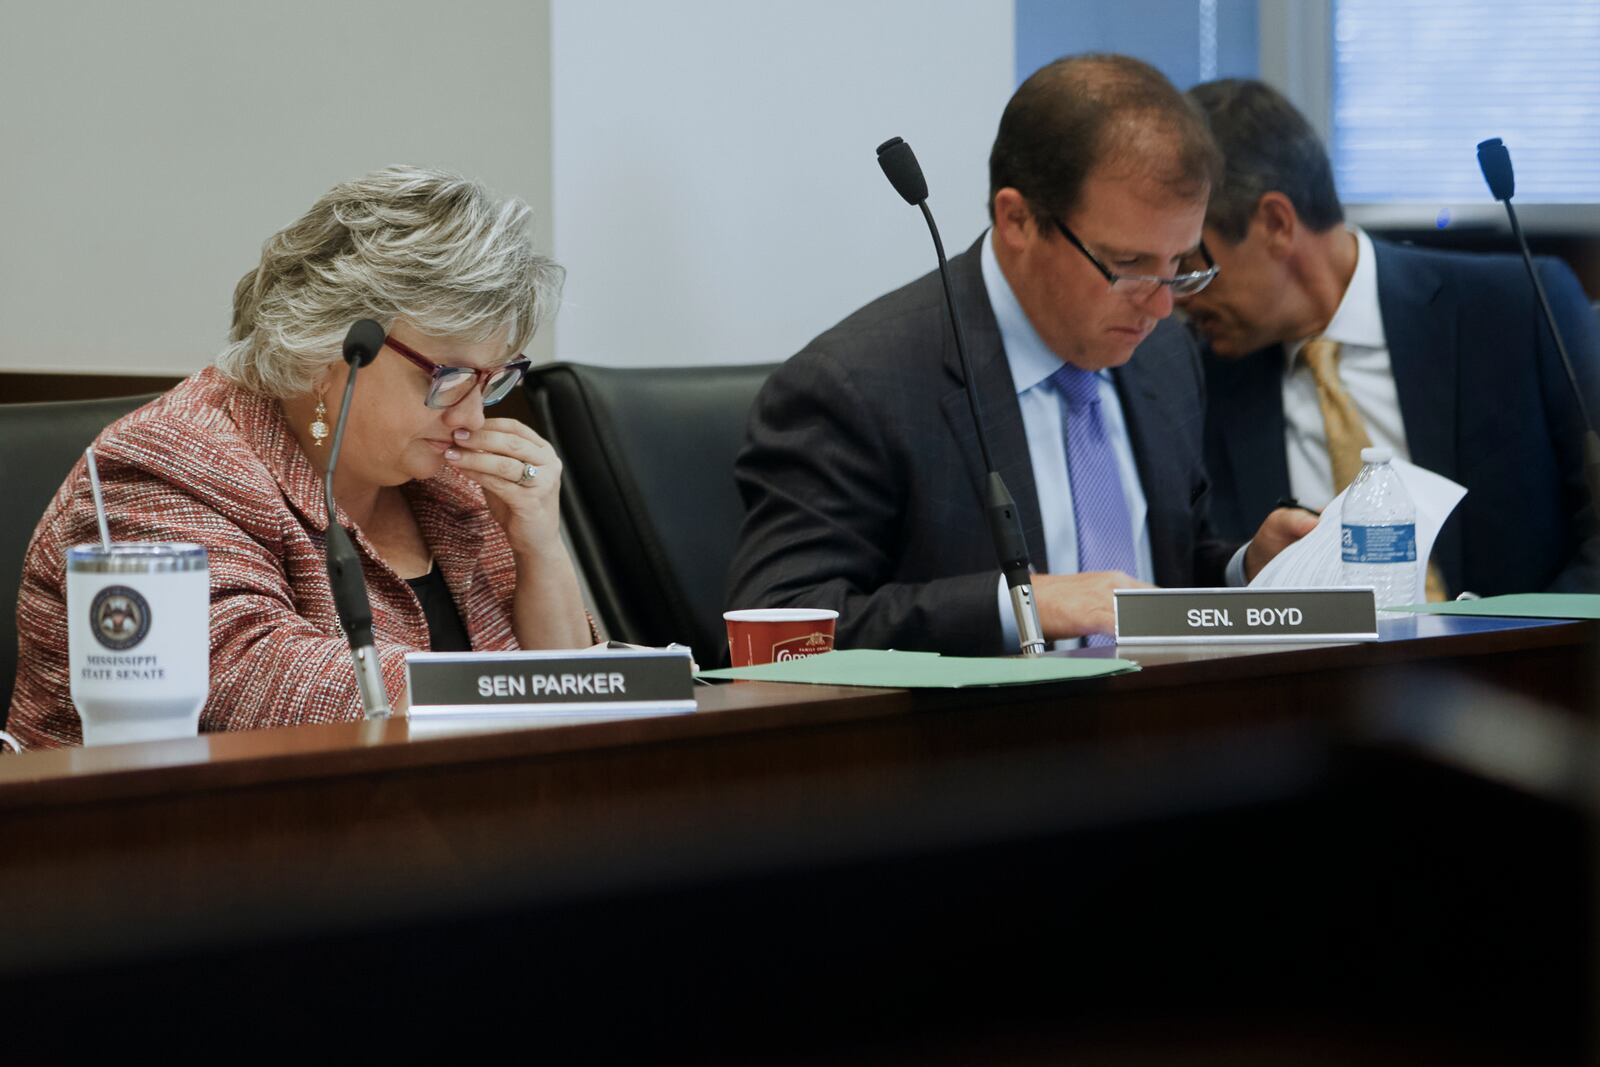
left=1249, top=458, right=1467, bottom=599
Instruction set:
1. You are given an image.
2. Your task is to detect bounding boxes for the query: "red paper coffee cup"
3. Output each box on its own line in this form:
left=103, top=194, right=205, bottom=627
left=724, top=608, right=839, bottom=668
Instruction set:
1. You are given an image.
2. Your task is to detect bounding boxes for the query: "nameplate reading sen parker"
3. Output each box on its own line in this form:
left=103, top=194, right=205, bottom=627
left=1113, top=588, right=1379, bottom=645
left=404, top=648, right=696, bottom=718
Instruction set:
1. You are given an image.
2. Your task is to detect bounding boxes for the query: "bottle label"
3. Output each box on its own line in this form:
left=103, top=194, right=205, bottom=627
left=1341, top=523, right=1417, bottom=564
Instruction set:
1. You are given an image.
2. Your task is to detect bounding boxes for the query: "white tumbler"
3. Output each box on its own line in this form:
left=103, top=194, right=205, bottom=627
left=66, top=542, right=210, bottom=745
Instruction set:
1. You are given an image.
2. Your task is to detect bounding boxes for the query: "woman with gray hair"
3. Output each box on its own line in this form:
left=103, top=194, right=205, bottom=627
left=8, top=166, right=593, bottom=748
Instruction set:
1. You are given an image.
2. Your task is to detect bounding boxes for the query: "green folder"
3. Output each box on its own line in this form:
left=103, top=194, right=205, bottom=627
left=1390, top=593, right=1600, bottom=621
left=698, top=648, right=1139, bottom=688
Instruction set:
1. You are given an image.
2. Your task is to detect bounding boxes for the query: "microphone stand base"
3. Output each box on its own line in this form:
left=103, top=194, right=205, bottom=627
left=351, top=643, right=393, bottom=720
left=1009, top=582, right=1048, bottom=658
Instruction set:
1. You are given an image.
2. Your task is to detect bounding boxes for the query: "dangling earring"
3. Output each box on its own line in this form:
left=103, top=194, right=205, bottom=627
left=310, top=390, right=330, bottom=448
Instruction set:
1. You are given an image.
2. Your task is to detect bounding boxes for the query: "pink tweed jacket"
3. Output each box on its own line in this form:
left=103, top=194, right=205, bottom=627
left=8, top=367, right=525, bottom=748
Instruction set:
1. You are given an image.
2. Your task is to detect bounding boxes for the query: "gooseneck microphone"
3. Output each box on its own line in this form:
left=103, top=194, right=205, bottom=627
left=1476, top=137, right=1600, bottom=513
left=876, top=136, right=1047, bottom=656
left=324, top=319, right=392, bottom=719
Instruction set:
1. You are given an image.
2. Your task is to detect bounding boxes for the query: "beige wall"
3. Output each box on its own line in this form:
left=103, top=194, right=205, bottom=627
left=1, top=0, right=1014, bottom=379
left=0, top=0, right=554, bottom=377
left=549, top=0, right=1014, bottom=367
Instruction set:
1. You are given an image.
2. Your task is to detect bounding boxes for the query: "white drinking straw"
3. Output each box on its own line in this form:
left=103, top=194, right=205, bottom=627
left=83, top=446, right=112, bottom=550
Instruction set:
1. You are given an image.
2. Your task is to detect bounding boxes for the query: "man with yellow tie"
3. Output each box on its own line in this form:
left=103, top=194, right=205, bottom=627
left=1181, top=79, right=1600, bottom=598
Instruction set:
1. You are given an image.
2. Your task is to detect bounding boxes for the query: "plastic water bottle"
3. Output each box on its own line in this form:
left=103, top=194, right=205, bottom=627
left=1341, top=447, right=1419, bottom=609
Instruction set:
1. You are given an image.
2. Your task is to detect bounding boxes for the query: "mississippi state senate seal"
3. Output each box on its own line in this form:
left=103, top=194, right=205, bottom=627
left=90, top=585, right=152, bottom=651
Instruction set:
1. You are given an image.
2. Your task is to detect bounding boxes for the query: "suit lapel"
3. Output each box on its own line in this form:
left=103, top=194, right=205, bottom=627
left=1216, top=346, right=1292, bottom=525
left=937, top=239, right=1047, bottom=571
left=1376, top=240, right=1456, bottom=479
left=1375, top=239, right=1461, bottom=587
left=1110, top=355, right=1177, bottom=581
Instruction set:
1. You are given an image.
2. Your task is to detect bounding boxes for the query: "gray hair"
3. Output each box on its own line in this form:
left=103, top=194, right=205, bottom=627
left=216, top=165, right=563, bottom=398
left=1186, top=79, right=1344, bottom=243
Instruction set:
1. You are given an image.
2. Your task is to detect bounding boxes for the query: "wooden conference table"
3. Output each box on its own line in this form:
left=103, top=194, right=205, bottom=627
left=1, top=611, right=1587, bottom=838
left=0, top=613, right=1592, bottom=1059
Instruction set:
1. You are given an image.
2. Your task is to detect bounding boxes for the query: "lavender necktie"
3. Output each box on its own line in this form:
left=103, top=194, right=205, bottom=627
left=1051, top=363, right=1136, bottom=647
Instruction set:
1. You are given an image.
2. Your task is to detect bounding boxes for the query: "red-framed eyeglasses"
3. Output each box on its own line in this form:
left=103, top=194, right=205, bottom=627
left=383, top=335, right=531, bottom=409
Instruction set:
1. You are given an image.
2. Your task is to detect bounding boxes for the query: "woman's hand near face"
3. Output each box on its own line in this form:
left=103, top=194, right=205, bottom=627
left=444, top=418, right=563, bottom=556
left=445, top=416, right=592, bottom=648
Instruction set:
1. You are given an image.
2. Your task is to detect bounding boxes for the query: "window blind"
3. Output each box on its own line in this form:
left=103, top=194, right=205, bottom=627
left=1332, top=0, right=1600, bottom=203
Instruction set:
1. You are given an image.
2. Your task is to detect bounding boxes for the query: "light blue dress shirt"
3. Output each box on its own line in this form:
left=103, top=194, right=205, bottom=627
left=980, top=233, right=1154, bottom=651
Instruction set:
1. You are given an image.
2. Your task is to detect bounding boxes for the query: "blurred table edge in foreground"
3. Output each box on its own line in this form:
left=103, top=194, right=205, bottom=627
left=0, top=613, right=1592, bottom=1061
left=0, top=612, right=1586, bottom=807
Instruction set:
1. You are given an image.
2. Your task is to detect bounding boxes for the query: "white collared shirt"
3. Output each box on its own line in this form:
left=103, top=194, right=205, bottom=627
left=981, top=232, right=1154, bottom=650
left=1283, top=227, right=1411, bottom=508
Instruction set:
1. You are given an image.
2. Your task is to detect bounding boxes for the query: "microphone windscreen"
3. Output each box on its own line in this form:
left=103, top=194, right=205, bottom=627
left=877, top=136, right=929, bottom=206
left=342, top=319, right=387, bottom=367
left=1477, top=137, right=1515, bottom=201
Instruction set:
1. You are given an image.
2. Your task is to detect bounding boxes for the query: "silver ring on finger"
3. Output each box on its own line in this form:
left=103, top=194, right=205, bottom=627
left=518, top=462, right=540, bottom=487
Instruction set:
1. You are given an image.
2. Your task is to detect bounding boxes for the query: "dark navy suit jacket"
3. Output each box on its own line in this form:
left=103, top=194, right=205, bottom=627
left=1203, top=239, right=1600, bottom=596
left=728, top=239, right=1237, bottom=655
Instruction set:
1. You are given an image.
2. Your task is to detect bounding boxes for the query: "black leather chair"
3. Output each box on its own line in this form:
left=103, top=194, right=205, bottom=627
left=1, top=393, right=161, bottom=721
left=523, top=362, right=777, bottom=667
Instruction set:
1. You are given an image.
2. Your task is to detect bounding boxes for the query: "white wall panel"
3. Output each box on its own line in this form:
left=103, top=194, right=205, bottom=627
left=0, top=0, right=553, bottom=375
left=550, top=0, right=1014, bottom=366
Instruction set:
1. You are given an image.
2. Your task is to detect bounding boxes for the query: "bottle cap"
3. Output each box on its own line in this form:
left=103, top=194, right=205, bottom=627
left=1360, top=447, right=1393, bottom=465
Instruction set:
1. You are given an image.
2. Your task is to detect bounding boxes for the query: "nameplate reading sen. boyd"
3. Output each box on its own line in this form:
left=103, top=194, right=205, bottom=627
left=405, top=648, right=696, bottom=719
left=1113, top=588, right=1378, bottom=645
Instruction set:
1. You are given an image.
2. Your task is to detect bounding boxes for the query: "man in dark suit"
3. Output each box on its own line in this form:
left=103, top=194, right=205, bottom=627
left=1182, top=79, right=1599, bottom=597
left=727, top=55, right=1312, bottom=655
